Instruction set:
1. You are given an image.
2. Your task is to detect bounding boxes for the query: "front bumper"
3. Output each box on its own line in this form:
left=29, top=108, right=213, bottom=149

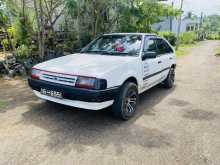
left=28, top=78, right=120, bottom=109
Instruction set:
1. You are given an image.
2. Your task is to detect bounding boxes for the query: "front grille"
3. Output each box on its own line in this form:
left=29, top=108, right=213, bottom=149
left=40, top=72, right=77, bottom=86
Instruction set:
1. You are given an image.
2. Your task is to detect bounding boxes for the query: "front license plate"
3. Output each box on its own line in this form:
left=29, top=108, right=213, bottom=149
left=40, top=88, right=63, bottom=99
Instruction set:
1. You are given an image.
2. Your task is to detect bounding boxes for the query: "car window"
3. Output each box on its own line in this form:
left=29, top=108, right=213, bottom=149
left=156, top=39, right=173, bottom=54
left=82, top=35, right=142, bottom=56
left=144, top=38, right=157, bottom=52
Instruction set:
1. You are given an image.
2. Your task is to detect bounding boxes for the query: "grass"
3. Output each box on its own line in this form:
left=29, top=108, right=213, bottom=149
left=0, top=100, right=8, bottom=109
left=216, top=47, right=220, bottom=56
left=176, top=43, right=197, bottom=57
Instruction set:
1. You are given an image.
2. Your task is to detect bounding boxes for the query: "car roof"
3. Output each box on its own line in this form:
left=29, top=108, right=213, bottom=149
left=103, top=33, right=157, bottom=36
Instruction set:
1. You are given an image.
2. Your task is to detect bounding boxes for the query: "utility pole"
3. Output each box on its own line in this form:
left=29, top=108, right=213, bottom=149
left=170, top=1, right=174, bottom=32
left=176, top=0, right=184, bottom=50
left=199, top=12, right=203, bottom=28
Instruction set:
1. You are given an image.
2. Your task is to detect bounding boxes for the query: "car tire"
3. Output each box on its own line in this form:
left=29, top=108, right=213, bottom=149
left=112, top=82, right=139, bottom=120
left=163, top=67, right=175, bottom=88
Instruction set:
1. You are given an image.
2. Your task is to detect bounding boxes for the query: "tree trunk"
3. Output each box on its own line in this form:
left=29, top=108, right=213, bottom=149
left=39, top=0, right=45, bottom=59
left=33, top=0, right=45, bottom=60
left=94, top=14, right=99, bottom=38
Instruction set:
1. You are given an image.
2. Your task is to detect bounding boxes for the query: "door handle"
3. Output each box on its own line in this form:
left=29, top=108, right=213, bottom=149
left=158, top=61, right=162, bottom=64
left=169, top=57, right=173, bottom=60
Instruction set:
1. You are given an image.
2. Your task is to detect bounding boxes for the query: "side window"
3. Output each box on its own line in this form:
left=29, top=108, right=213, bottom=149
left=164, top=41, right=174, bottom=53
left=156, top=39, right=173, bottom=54
left=144, top=38, right=157, bottom=52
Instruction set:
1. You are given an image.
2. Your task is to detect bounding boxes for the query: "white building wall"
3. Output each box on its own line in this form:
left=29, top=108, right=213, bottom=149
left=152, top=17, right=200, bottom=34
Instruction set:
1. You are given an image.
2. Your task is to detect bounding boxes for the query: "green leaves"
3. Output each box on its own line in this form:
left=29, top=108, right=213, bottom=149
left=65, top=0, right=77, bottom=18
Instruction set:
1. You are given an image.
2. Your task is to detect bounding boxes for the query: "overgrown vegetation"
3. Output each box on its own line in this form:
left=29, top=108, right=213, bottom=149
left=0, top=0, right=179, bottom=59
left=201, top=15, right=220, bottom=40
left=159, top=31, right=177, bottom=46
left=180, top=32, right=197, bottom=44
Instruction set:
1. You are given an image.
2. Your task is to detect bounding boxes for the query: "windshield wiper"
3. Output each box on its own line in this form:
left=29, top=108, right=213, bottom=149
left=81, top=50, right=102, bottom=54
left=82, top=50, right=137, bottom=56
left=108, top=52, right=137, bottom=56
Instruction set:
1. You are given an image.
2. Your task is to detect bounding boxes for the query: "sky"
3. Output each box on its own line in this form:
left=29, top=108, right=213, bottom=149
left=164, top=0, right=220, bottom=16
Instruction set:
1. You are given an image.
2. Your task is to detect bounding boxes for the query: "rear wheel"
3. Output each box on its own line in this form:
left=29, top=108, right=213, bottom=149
left=112, top=82, right=138, bottom=120
left=163, top=67, right=175, bottom=88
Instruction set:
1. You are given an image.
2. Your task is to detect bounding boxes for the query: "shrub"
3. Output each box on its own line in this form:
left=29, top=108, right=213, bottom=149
left=158, top=31, right=177, bottom=46
left=16, top=44, right=31, bottom=59
left=180, top=32, right=197, bottom=44
left=7, top=27, right=15, bottom=38
left=207, top=33, right=219, bottom=40
left=1, top=39, right=10, bottom=51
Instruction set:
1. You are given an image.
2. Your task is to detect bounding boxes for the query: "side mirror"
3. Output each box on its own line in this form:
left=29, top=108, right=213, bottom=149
left=142, top=51, right=157, bottom=61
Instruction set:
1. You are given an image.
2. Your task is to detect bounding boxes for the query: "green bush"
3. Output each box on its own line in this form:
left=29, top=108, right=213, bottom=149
left=16, top=44, right=31, bottom=59
left=1, top=39, right=10, bottom=51
left=7, top=27, right=15, bottom=38
left=158, top=31, right=177, bottom=46
left=207, top=33, right=219, bottom=40
left=180, top=32, right=197, bottom=44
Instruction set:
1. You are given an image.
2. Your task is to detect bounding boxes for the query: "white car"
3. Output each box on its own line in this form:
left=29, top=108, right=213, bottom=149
left=28, top=33, right=176, bottom=120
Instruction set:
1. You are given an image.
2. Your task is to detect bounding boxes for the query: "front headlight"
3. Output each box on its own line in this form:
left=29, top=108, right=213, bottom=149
left=75, top=76, right=107, bottom=90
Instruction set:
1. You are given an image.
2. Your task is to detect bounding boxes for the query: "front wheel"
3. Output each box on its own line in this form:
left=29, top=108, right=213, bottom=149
left=112, top=82, right=138, bottom=120
left=163, top=67, right=175, bottom=88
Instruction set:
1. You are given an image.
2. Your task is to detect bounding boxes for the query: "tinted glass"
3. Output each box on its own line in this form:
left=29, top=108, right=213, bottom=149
left=156, top=39, right=173, bottom=54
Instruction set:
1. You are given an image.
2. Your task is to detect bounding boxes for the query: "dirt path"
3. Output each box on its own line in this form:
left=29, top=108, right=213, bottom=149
left=0, top=41, right=220, bottom=165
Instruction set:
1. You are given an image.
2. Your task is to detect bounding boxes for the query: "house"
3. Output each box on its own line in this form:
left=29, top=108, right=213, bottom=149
left=152, top=14, right=201, bottom=33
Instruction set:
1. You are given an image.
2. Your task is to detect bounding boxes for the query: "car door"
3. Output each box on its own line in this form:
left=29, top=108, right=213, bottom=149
left=155, top=38, right=174, bottom=80
left=141, top=37, right=163, bottom=90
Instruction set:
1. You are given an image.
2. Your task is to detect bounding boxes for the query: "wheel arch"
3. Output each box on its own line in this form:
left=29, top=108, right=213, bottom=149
left=123, top=76, right=138, bottom=86
left=171, top=64, right=176, bottom=69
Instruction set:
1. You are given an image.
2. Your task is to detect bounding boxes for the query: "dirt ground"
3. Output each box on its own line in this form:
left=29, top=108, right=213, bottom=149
left=0, top=41, right=220, bottom=165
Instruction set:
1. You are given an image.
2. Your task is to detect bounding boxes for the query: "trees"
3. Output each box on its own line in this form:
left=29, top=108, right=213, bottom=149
left=199, top=15, right=220, bottom=40
left=33, top=0, right=65, bottom=59
left=65, top=0, right=118, bottom=47
left=0, top=2, right=15, bottom=51
left=117, top=0, right=179, bottom=33
left=1, top=0, right=180, bottom=58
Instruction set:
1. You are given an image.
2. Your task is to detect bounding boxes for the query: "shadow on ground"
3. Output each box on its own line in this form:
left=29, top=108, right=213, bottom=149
left=183, top=109, right=218, bottom=121
left=18, top=85, right=176, bottom=154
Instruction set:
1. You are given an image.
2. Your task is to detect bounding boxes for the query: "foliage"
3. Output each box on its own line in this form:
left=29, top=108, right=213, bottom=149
left=207, top=33, right=220, bottom=40
left=199, top=15, right=220, bottom=40
left=117, top=0, right=180, bottom=33
left=1, top=0, right=180, bottom=58
left=203, top=15, right=220, bottom=33
left=0, top=4, right=15, bottom=51
left=158, top=31, right=177, bottom=46
left=16, top=44, right=31, bottom=58
left=0, top=6, right=9, bottom=27
left=1, top=38, right=9, bottom=51
left=180, top=32, right=197, bottom=44
left=13, top=16, right=32, bottom=46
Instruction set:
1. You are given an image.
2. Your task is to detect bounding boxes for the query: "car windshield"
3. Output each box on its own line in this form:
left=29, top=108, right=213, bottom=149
left=81, top=35, right=142, bottom=56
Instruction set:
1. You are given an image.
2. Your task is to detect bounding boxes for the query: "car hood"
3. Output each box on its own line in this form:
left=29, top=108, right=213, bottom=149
left=34, top=53, right=135, bottom=77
